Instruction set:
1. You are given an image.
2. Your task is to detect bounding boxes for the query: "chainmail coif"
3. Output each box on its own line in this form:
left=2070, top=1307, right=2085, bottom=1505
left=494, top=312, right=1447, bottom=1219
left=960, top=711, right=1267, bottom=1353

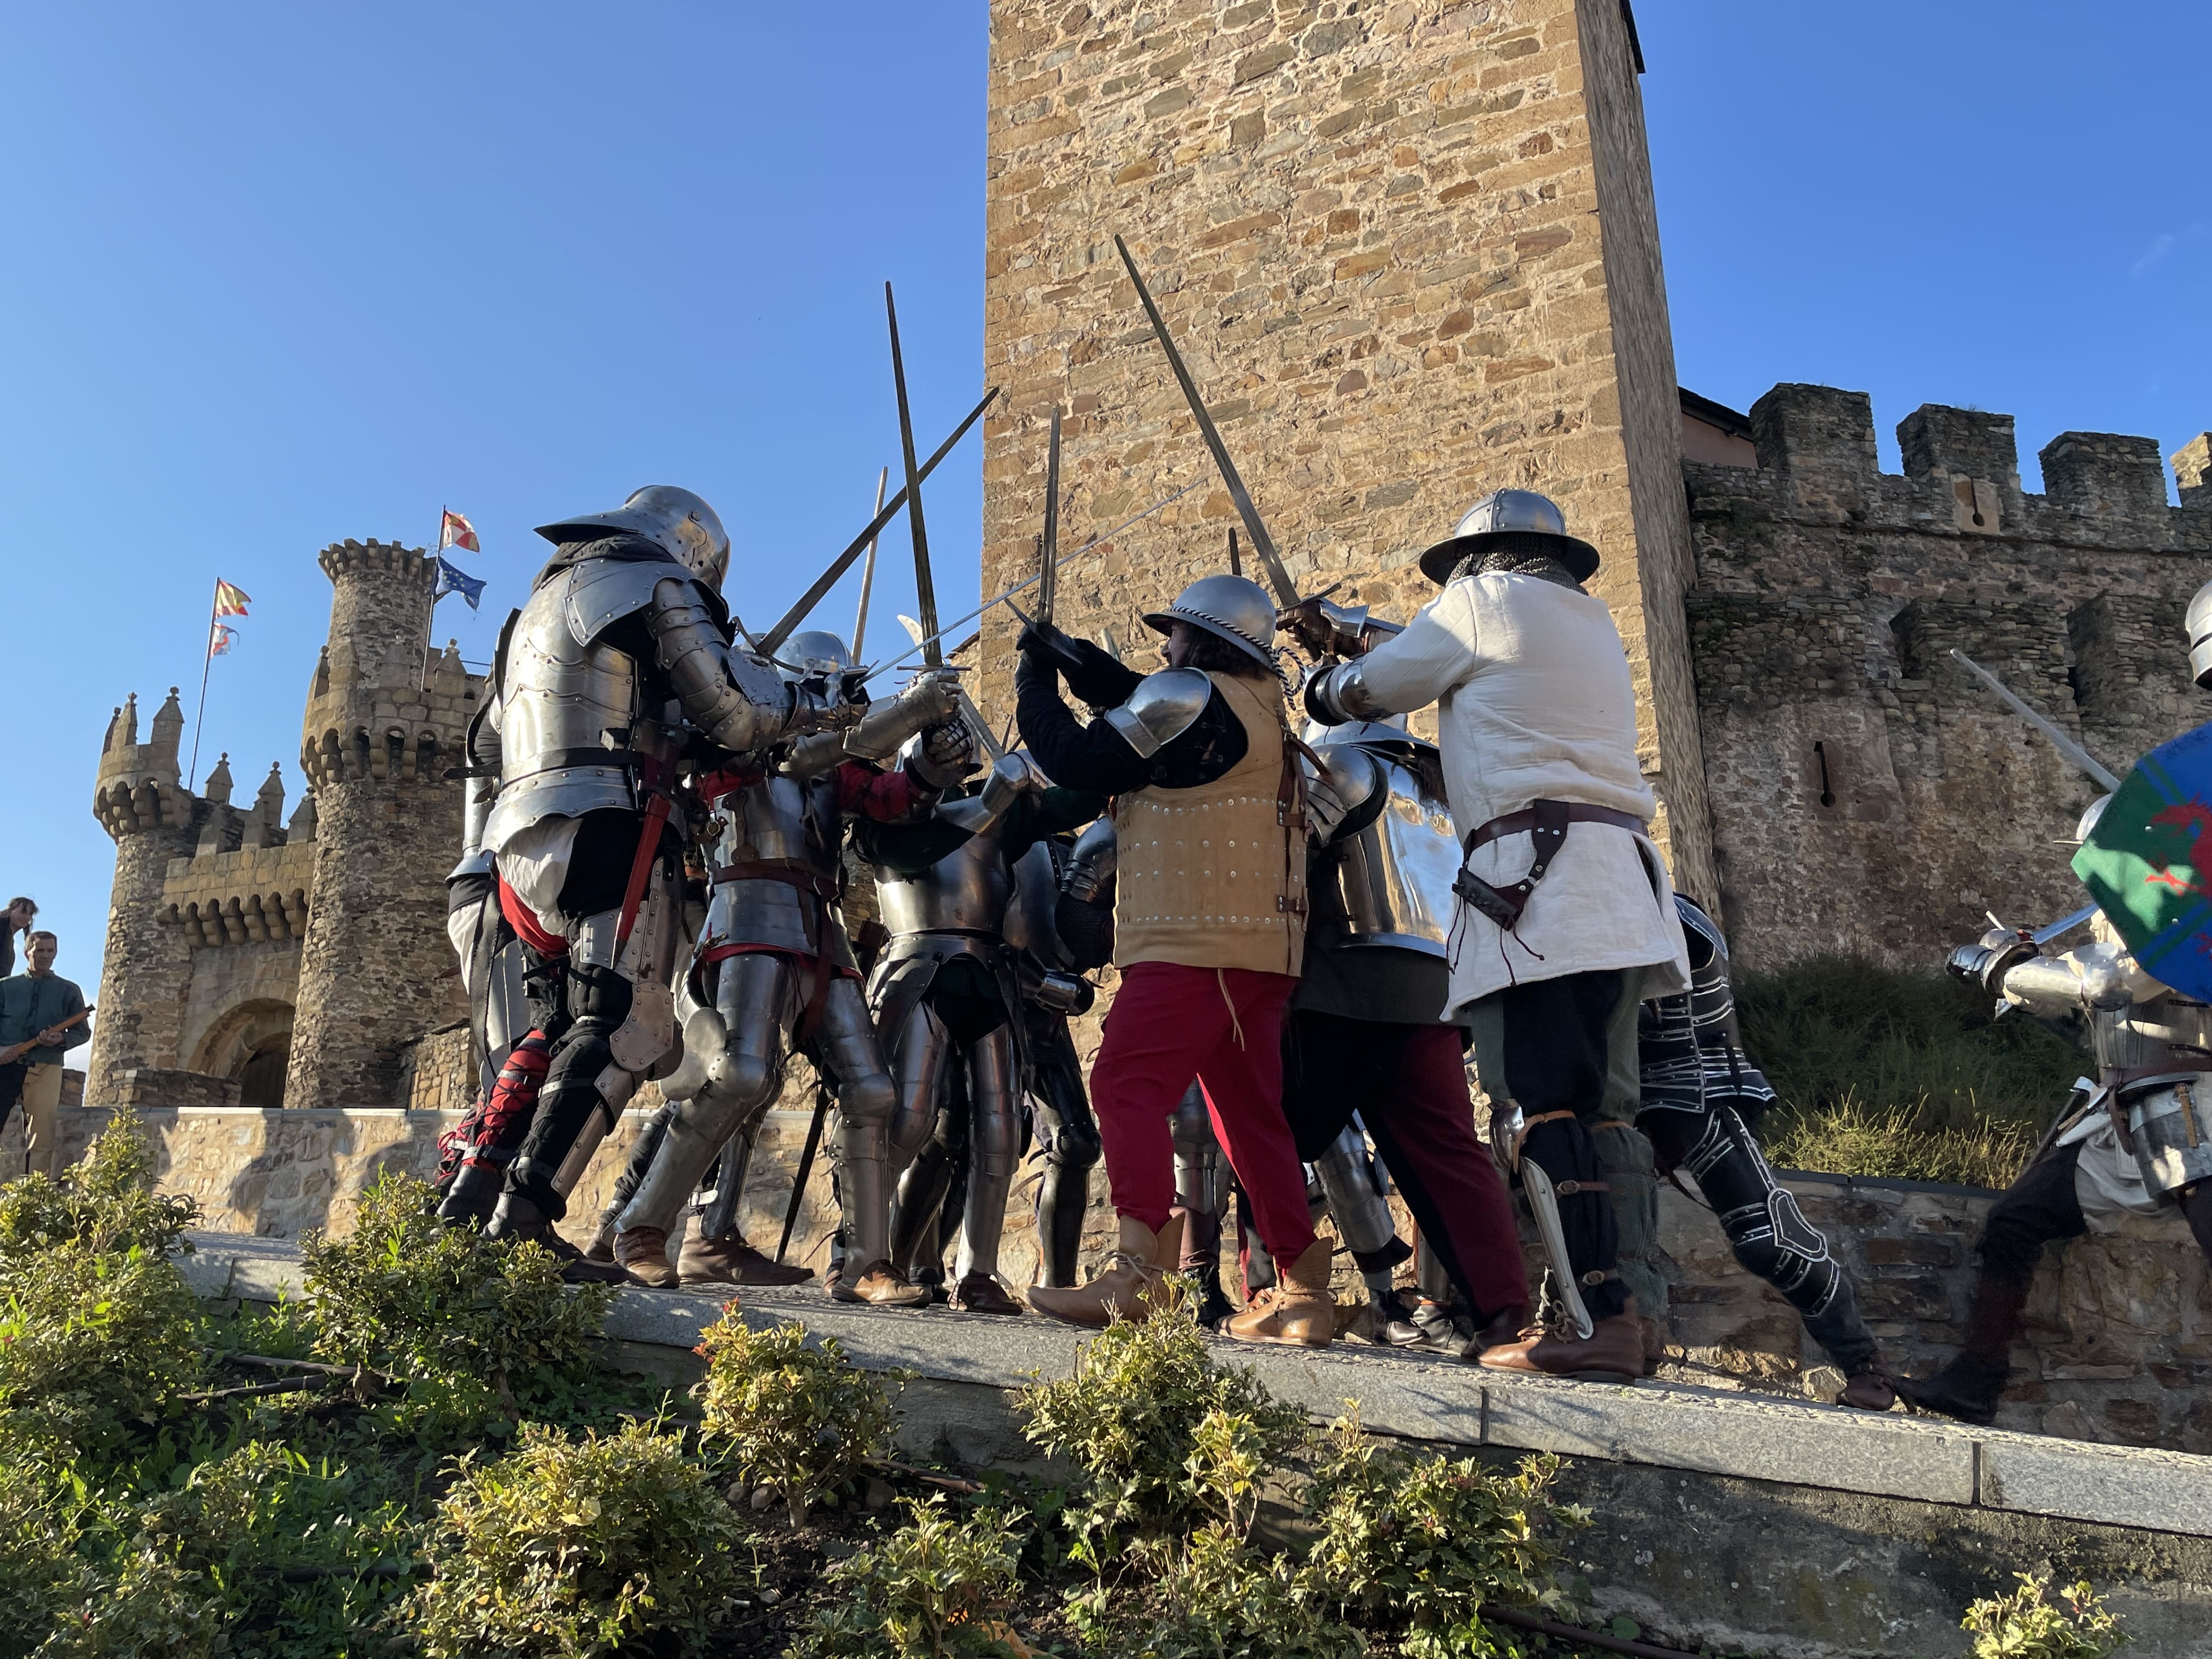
left=1450, top=532, right=1584, bottom=592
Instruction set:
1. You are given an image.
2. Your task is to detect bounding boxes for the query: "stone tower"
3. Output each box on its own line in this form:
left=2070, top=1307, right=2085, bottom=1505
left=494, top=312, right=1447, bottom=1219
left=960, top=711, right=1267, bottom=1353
left=282, top=540, right=477, bottom=1110
left=979, top=0, right=1713, bottom=894
left=86, top=690, right=200, bottom=1097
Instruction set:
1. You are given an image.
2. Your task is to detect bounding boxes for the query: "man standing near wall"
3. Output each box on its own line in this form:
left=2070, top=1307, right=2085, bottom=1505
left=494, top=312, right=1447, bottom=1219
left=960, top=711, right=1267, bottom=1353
left=0, top=898, right=35, bottom=979
left=0, top=931, right=91, bottom=1179
left=1304, top=491, right=1689, bottom=1381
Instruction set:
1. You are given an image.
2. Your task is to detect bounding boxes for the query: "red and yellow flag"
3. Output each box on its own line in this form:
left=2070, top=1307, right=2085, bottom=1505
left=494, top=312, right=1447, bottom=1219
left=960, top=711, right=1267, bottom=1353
left=212, top=579, right=252, bottom=618
left=439, top=509, right=480, bottom=554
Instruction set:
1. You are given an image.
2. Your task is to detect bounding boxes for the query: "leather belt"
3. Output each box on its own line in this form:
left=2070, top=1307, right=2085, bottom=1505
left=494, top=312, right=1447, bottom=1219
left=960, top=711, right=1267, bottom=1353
left=1463, top=803, right=1647, bottom=855
left=713, top=860, right=839, bottom=900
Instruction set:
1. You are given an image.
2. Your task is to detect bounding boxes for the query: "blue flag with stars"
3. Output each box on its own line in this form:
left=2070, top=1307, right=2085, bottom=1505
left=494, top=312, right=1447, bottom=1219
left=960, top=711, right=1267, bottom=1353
left=433, top=556, right=486, bottom=611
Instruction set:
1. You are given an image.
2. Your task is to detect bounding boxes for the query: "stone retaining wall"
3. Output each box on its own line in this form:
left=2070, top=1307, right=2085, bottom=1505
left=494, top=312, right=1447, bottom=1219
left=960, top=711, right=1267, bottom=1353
left=23, top=1103, right=2211, bottom=1455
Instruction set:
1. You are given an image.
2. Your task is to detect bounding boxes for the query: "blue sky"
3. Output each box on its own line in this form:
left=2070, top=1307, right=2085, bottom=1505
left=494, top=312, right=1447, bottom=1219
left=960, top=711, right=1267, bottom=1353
left=2, top=2, right=2205, bottom=1022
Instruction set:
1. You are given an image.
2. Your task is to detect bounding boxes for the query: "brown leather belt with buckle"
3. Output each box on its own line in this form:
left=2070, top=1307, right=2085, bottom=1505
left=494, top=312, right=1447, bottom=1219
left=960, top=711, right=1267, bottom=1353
left=1454, top=801, right=1648, bottom=931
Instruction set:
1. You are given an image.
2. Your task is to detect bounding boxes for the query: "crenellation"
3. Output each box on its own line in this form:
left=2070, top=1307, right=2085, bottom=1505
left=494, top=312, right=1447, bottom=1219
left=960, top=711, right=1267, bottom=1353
left=2039, top=431, right=2172, bottom=526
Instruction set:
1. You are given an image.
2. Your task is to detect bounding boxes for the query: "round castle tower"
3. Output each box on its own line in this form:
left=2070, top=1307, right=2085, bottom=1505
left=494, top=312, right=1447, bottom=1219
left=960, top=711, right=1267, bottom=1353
left=282, top=539, right=479, bottom=1111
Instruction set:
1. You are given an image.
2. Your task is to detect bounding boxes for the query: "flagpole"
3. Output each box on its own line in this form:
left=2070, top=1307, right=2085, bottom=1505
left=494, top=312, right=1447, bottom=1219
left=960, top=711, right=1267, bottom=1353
left=186, top=577, right=217, bottom=793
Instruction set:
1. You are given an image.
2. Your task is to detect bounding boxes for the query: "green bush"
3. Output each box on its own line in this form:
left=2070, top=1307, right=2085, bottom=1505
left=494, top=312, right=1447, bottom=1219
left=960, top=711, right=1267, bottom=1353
left=1737, top=955, right=2083, bottom=1186
left=0, top=1245, right=205, bottom=1457
left=1017, top=1302, right=1307, bottom=1566
left=1077, top=1524, right=1367, bottom=1659
left=1301, top=1419, right=1584, bottom=1656
left=0, top=1113, right=199, bottom=1261
left=404, top=1420, right=741, bottom=1659
left=791, top=1497, right=1029, bottom=1658
left=1962, top=1573, right=2128, bottom=1658
left=302, top=1170, right=613, bottom=1426
left=695, top=1311, right=898, bottom=1527
left=0, top=1448, right=95, bottom=1658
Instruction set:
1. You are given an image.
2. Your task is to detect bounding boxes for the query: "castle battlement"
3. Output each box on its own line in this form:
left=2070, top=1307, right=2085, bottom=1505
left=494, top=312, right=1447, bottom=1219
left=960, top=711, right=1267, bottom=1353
left=1681, top=381, right=2212, bottom=969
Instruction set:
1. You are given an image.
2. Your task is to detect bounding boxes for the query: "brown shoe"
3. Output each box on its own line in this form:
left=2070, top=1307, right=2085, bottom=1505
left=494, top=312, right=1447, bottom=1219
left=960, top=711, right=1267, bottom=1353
left=1839, top=1365, right=1898, bottom=1411
left=1638, top=1314, right=1670, bottom=1378
left=1459, top=1304, right=1534, bottom=1361
left=948, top=1272, right=1025, bottom=1316
left=680, top=1233, right=814, bottom=1287
left=831, top=1259, right=932, bottom=1308
left=1224, top=1239, right=1336, bottom=1348
left=613, top=1226, right=681, bottom=1290
left=1028, top=1215, right=1184, bottom=1328
left=1479, top=1311, right=1645, bottom=1382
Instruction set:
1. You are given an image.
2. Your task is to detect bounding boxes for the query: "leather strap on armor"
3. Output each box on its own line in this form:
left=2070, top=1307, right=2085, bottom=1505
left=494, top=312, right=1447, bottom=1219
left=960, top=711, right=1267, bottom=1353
left=1453, top=800, right=1647, bottom=931
left=711, top=859, right=837, bottom=1040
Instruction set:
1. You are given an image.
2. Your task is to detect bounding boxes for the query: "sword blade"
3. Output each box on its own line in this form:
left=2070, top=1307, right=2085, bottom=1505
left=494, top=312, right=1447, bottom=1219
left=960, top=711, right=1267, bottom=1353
left=886, top=283, right=943, bottom=668
left=757, top=386, right=997, bottom=654
left=776, top=1086, right=832, bottom=1263
left=1227, top=526, right=1240, bottom=577
left=851, top=466, right=888, bottom=659
left=1949, top=650, right=2123, bottom=791
left=1520, top=1160, right=1595, bottom=1341
left=1115, top=234, right=1301, bottom=608
left=1040, top=407, right=1061, bottom=629
left=2033, top=903, right=2100, bottom=946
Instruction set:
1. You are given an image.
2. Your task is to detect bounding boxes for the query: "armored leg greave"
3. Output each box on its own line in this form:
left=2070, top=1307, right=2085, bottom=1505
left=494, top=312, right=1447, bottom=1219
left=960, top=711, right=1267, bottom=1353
left=1026, top=1015, right=1101, bottom=1290
left=1516, top=1114, right=1628, bottom=1323
left=1650, top=1103, right=1876, bottom=1373
left=885, top=1002, right=960, bottom=1180
left=1171, top=1082, right=1229, bottom=1277
left=957, top=1026, right=1022, bottom=1282
left=696, top=1128, right=754, bottom=1244
left=891, top=1111, right=960, bottom=1280
left=596, top=1098, right=675, bottom=1243
left=1311, top=1123, right=1408, bottom=1279
left=813, top=975, right=902, bottom=1273
left=618, top=952, right=796, bottom=1238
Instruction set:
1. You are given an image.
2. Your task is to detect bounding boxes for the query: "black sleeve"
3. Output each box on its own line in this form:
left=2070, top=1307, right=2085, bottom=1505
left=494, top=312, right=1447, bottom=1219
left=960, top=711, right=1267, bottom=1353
left=851, top=814, right=972, bottom=878
left=1017, top=658, right=1252, bottom=796
left=1057, top=637, right=1144, bottom=709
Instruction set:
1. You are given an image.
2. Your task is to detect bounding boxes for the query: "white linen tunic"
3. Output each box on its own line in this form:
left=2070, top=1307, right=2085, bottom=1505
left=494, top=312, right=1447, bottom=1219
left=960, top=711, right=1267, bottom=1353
left=1331, top=570, right=1689, bottom=1018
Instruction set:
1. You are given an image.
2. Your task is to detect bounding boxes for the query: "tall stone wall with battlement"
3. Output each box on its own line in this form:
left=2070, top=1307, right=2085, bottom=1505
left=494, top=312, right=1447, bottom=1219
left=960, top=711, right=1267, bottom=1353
left=978, top=0, right=1714, bottom=898
left=1685, top=385, right=2212, bottom=967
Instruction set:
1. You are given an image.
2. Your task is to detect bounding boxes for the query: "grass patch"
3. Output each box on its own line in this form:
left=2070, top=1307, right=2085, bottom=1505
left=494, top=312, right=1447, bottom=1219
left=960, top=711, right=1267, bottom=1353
left=1736, top=955, right=2084, bottom=1188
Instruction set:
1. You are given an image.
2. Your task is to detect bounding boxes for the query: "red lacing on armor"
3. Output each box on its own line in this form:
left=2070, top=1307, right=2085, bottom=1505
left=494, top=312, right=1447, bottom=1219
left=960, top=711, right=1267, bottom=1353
left=695, top=760, right=768, bottom=805
left=697, top=941, right=860, bottom=981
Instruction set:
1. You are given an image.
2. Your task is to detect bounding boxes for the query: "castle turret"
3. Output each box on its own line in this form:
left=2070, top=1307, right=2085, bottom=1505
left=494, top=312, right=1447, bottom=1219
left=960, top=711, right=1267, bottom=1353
left=282, top=540, right=479, bottom=1109
left=88, top=688, right=200, bottom=1096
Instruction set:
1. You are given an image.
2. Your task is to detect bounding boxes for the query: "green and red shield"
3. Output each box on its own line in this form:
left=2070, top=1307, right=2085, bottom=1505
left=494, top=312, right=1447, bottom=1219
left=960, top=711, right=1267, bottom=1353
left=2072, top=721, right=2212, bottom=1002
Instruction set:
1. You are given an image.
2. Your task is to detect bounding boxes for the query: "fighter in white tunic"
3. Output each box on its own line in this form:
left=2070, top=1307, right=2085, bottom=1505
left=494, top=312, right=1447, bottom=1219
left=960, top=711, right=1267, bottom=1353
left=1302, top=489, right=1689, bottom=1380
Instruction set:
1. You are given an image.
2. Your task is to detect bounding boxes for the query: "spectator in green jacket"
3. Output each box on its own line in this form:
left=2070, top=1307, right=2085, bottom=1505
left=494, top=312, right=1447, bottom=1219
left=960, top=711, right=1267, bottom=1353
left=1, top=932, right=90, bottom=1179
left=0, top=897, right=35, bottom=979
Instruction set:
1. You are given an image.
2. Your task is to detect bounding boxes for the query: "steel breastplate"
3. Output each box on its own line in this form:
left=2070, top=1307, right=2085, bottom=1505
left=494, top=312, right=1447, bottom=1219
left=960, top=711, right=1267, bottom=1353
left=1005, top=840, right=1070, bottom=969
left=877, top=826, right=1012, bottom=938
left=2095, top=998, right=2212, bottom=1075
left=1328, top=753, right=1458, bottom=956
left=701, top=774, right=851, bottom=963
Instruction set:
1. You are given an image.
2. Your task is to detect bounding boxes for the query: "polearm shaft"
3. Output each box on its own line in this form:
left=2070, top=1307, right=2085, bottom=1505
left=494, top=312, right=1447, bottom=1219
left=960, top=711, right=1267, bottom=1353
left=860, top=477, right=1203, bottom=682
left=1115, top=234, right=1301, bottom=608
left=885, top=284, right=943, bottom=669
left=851, top=467, right=888, bottom=658
left=1039, top=407, right=1061, bottom=628
left=756, top=386, right=999, bottom=655
left=1950, top=649, right=2122, bottom=790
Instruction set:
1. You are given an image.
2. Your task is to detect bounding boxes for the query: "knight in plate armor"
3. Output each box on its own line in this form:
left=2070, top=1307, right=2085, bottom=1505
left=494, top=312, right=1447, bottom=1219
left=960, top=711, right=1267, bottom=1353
left=454, top=487, right=848, bottom=1274
left=1906, top=791, right=2212, bottom=1424
left=608, top=630, right=972, bottom=1305
left=850, top=748, right=1107, bottom=1313
left=1018, top=820, right=1111, bottom=1290
left=1299, top=491, right=1689, bottom=1381
left=1268, top=709, right=1531, bottom=1355
left=1015, top=574, right=1337, bottom=1347
left=1637, top=895, right=1894, bottom=1406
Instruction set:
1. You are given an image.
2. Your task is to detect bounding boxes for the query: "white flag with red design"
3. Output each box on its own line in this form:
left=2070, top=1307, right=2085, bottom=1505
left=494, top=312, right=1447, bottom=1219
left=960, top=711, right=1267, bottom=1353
left=439, top=509, right=480, bottom=554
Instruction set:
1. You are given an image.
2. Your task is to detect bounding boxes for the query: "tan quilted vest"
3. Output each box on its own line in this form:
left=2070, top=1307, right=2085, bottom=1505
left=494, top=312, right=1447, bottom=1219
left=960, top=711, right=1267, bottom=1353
left=1112, top=672, right=1306, bottom=977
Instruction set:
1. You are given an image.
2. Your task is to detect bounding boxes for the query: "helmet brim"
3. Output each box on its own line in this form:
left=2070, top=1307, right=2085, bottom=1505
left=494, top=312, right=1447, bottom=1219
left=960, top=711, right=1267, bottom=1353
left=1417, top=530, right=1601, bottom=585
left=1141, top=607, right=1274, bottom=667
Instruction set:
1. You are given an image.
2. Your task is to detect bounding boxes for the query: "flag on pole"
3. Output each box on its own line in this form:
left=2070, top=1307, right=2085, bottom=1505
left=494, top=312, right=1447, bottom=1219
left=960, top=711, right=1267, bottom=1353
left=432, top=556, right=487, bottom=611
left=213, top=579, right=252, bottom=618
left=438, top=509, right=480, bottom=554
left=209, top=623, right=238, bottom=658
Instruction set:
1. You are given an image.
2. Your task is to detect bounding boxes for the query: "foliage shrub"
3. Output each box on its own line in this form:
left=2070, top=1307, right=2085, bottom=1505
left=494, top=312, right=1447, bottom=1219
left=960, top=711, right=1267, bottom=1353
left=302, top=1170, right=613, bottom=1427
left=404, top=1420, right=741, bottom=1659
left=0, top=1448, right=94, bottom=1657
left=790, top=1497, right=1030, bottom=1658
left=0, top=1245, right=205, bottom=1457
left=1961, top=1573, right=2129, bottom=1658
left=1077, top=1523, right=1367, bottom=1659
left=1737, top=955, right=2083, bottom=1186
left=0, top=1111, right=199, bottom=1261
left=1301, top=1419, right=1585, bottom=1656
left=1017, top=1302, right=1306, bottom=1565
left=696, top=1310, right=898, bottom=1526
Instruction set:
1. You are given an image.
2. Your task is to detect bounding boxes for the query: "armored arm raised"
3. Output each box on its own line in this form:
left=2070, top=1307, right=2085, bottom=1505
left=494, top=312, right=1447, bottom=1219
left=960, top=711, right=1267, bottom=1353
left=646, top=578, right=825, bottom=755
left=785, top=668, right=962, bottom=781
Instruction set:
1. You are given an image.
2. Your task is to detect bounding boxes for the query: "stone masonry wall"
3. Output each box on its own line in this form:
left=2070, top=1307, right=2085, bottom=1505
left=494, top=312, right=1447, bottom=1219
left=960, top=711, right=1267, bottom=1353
left=1685, top=387, right=2212, bottom=966
left=978, top=0, right=1714, bottom=899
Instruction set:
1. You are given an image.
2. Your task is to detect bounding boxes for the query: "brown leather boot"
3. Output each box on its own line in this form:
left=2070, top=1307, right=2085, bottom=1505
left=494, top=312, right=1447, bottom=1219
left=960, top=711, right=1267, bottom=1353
left=831, top=1258, right=933, bottom=1308
left=1458, top=1304, right=1534, bottom=1361
left=679, top=1232, right=814, bottom=1288
left=1028, top=1215, right=1184, bottom=1327
left=613, top=1226, right=681, bottom=1289
left=1224, top=1239, right=1337, bottom=1348
left=1638, top=1312, right=1670, bottom=1377
left=949, top=1272, right=1025, bottom=1316
left=1839, top=1365, right=1898, bottom=1411
left=1479, top=1311, right=1645, bottom=1382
